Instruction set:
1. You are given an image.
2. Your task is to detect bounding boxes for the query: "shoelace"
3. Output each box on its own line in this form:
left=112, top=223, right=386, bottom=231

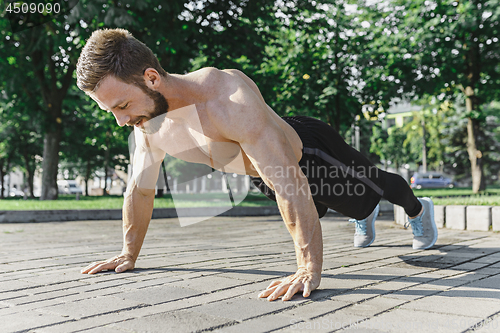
left=349, top=218, right=367, bottom=235
left=404, top=216, right=423, bottom=237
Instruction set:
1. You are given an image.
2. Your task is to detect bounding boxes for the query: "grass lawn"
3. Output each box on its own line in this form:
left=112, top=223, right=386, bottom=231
left=2, top=186, right=499, bottom=211
left=413, top=186, right=500, bottom=206
left=0, top=192, right=276, bottom=211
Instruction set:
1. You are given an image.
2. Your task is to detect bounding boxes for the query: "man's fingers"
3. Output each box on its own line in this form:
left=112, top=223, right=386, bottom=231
left=115, top=261, right=133, bottom=273
left=259, top=272, right=319, bottom=301
left=87, top=261, right=117, bottom=275
left=258, top=285, right=277, bottom=298
left=268, top=283, right=289, bottom=301
left=81, top=255, right=135, bottom=275
left=266, top=280, right=281, bottom=290
left=81, top=262, right=102, bottom=274
left=282, top=283, right=302, bottom=301
left=87, top=263, right=110, bottom=275
left=303, top=282, right=312, bottom=298
left=258, top=279, right=281, bottom=298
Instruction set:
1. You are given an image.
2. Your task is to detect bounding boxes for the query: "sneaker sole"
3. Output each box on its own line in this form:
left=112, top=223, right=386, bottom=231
left=413, top=197, right=438, bottom=250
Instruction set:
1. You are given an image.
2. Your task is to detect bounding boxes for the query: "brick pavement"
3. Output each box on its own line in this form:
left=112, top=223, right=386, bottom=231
left=1, top=213, right=500, bottom=333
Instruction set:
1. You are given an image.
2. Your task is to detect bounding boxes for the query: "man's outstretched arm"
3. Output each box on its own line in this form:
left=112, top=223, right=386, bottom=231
left=81, top=179, right=155, bottom=274
left=222, top=115, right=323, bottom=302
left=209, top=73, right=323, bottom=301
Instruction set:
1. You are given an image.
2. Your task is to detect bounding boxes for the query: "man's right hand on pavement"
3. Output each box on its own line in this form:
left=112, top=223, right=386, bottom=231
left=81, top=254, right=135, bottom=274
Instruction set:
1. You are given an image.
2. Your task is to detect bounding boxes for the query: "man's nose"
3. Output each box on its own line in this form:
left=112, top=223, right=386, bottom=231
left=113, top=112, right=130, bottom=127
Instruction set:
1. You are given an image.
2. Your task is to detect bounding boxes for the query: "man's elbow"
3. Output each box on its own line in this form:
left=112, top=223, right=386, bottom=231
left=124, top=180, right=155, bottom=199
left=136, top=187, right=155, bottom=198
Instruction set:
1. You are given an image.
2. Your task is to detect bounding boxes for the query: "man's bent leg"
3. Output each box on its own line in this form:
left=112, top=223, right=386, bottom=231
left=379, top=170, right=437, bottom=249
left=379, top=170, right=421, bottom=217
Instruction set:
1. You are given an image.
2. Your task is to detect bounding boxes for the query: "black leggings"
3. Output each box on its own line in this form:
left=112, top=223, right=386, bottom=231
left=378, top=169, right=422, bottom=218
left=251, top=116, right=422, bottom=220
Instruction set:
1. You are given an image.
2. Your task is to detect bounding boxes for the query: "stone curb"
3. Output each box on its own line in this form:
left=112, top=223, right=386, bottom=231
left=395, top=204, right=498, bottom=232
left=0, top=206, right=281, bottom=223
left=3, top=202, right=497, bottom=230
left=0, top=200, right=395, bottom=224
left=446, top=205, right=467, bottom=231
left=466, top=206, right=492, bottom=231
left=493, top=206, right=500, bottom=232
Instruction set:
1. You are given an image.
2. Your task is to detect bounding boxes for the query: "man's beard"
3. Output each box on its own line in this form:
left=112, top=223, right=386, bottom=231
left=146, top=88, right=169, bottom=119
left=139, top=85, right=169, bottom=134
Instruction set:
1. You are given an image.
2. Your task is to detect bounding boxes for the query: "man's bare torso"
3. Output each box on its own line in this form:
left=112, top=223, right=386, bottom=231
left=143, top=68, right=303, bottom=177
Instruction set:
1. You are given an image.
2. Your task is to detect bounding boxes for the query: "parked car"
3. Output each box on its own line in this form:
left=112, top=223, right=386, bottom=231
left=410, top=172, right=455, bottom=189
left=57, top=180, right=83, bottom=195
left=0, top=186, right=25, bottom=197
left=9, top=188, right=25, bottom=197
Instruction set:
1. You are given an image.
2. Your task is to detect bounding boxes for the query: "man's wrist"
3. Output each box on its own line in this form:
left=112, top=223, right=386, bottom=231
left=307, top=263, right=322, bottom=273
left=297, top=260, right=322, bottom=272
left=119, top=251, right=137, bottom=261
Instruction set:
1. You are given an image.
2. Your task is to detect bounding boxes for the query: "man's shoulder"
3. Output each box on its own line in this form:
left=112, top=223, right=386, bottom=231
left=186, top=67, right=242, bottom=83
left=189, top=68, right=250, bottom=110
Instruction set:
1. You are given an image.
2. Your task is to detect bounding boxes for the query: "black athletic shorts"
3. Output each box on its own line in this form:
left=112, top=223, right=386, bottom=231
left=251, top=116, right=385, bottom=220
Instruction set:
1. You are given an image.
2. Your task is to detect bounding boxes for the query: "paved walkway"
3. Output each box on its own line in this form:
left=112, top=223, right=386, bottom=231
left=1, top=213, right=500, bottom=333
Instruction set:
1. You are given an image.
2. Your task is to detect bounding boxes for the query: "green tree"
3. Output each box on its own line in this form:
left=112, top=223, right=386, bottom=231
left=0, top=26, right=44, bottom=198
left=0, top=101, right=43, bottom=198
left=59, top=87, right=130, bottom=196
left=258, top=1, right=374, bottom=132
left=0, top=122, right=16, bottom=198
left=370, top=122, right=418, bottom=171
left=364, top=0, right=500, bottom=192
left=441, top=97, right=500, bottom=185
left=1, top=0, right=285, bottom=199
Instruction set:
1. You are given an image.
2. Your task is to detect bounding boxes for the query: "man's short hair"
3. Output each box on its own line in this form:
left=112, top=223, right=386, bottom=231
left=76, top=28, right=167, bottom=93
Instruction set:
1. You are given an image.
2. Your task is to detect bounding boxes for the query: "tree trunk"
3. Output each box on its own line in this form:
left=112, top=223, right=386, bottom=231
left=0, top=157, right=12, bottom=199
left=31, top=36, right=75, bottom=200
left=462, top=25, right=484, bottom=193
left=467, top=117, right=485, bottom=193
left=26, top=170, right=35, bottom=199
left=421, top=117, right=427, bottom=173
left=85, top=159, right=91, bottom=196
left=22, top=150, right=35, bottom=198
left=0, top=160, right=5, bottom=199
left=329, top=5, right=341, bottom=133
left=103, top=164, right=109, bottom=196
left=40, top=129, right=61, bottom=200
left=464, top=86, right=485, bottom=193
left=102, top=131, right=110, bottom=196
left=26, top=166, right=35, bottom=199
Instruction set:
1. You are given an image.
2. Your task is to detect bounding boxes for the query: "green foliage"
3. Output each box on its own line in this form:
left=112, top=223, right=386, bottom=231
left=363, top=0, right=500, bottom=103
left=258, top=1, right=374, bottom=132
left=1, top=0, right=499, bottom=199
left=370, top=122, right=418, bottom=169
left=60, top=87, right=130, bottom=189
left=399, top=102, right=450, bottom=171
left=362, top=0, right=500, bottom=190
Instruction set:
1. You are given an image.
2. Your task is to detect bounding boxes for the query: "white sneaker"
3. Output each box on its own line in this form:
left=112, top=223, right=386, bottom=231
left=350, top=204, right=380, bottom=248
left=405, top=197, right=438, bottom=250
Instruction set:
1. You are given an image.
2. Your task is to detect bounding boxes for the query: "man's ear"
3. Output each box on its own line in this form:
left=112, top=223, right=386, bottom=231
left=143, top=68, right=161, bottom=89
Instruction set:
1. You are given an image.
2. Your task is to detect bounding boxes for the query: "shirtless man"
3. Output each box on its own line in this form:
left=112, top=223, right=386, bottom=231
left=77, top=29, right=437, bottom=302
